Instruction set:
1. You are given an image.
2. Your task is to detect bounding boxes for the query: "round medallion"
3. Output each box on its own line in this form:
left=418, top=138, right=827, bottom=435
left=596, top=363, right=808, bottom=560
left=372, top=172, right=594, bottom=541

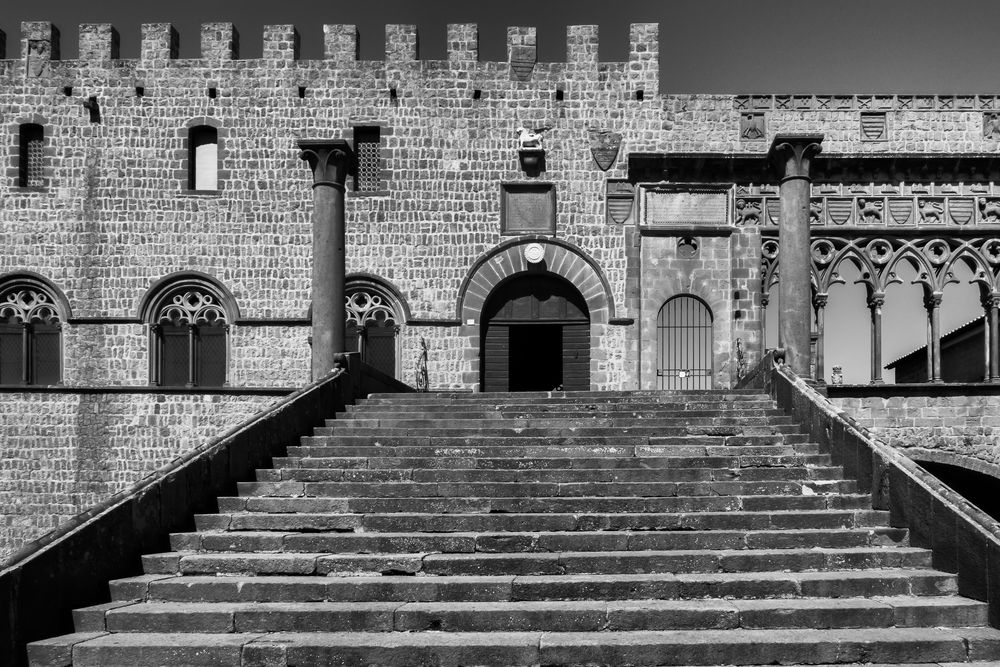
left=523, top=243, right=545, bottom=264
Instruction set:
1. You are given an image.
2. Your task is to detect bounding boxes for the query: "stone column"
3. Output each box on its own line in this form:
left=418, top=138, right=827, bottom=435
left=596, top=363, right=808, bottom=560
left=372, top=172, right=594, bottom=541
left=299, top=139, right=354, bottom=380
left=768, top=134, right=823, bottom=377
left=924, top=292, right=943, bottom=383
left=868, top=292, right=885, bottom=385
left=985, top=294, right=1000, bottom=382
left=813, top=293, right=827, bottom=383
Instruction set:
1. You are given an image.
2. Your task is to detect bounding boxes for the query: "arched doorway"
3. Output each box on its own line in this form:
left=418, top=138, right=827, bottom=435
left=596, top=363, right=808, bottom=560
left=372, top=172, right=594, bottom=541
left=656, top=295, right=714, bottom=390
left=481, top=274, right=590, bottom=392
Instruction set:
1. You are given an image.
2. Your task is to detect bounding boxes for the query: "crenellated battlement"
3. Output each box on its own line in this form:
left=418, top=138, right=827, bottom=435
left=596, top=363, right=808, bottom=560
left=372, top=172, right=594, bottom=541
left=0, top=21, right=659, bottom=73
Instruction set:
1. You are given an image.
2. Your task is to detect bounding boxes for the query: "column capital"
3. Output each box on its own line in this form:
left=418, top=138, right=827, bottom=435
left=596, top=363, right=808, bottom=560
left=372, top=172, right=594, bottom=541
left=768, top=133, right=824, bottom=182
left=867, top=292, right=886, bottom=309
left=924, top=291, right=943, bottom=309
left=298, top=139, right=355, bottom=189
left=983, top=292, right=1000, bottom=310
left=812, top=293, right=828, bottom=309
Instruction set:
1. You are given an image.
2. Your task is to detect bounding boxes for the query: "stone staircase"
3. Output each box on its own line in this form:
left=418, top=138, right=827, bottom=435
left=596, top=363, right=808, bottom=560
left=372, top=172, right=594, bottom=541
left=28, top=390, right=1000, bottom=666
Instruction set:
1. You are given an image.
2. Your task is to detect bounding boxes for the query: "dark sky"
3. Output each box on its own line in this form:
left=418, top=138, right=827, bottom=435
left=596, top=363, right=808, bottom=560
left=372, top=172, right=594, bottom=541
left=3, top=0, right=999, bottom=93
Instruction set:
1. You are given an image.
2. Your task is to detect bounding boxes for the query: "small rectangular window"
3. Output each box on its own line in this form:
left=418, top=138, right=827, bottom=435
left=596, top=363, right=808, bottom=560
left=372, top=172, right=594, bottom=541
left=353, top=126, right=382, bottom=193
left=19, top=124, right=45, bottom=188
left=188, top=126, right=219, bottom=191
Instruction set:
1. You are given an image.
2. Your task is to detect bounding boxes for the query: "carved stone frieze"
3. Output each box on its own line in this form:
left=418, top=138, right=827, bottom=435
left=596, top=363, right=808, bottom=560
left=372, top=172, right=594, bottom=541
left=734, top=185, right=1000, bottom=227
left=736, top=94, right=1000, bottom=112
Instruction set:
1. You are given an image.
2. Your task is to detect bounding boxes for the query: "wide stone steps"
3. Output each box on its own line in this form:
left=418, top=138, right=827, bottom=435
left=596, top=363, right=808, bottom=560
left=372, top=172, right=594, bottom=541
left=183, top=509, right=887, bottom=534
left=28, top=389, right=1000, bottom=666
left=72, top=596, right=988, bottom=634
left=311, top=424, right=806, bottom=437
left=144, top=546, right=936, bottom=578
left=111, top=569, right=959, bottom=602
left=216, top=493, right=873, bottom=513
left=255, top=466, right=846, bottom=483
left=41, top=628, right=1000, bottom=667
left=270, top=452, right=834, bottom=469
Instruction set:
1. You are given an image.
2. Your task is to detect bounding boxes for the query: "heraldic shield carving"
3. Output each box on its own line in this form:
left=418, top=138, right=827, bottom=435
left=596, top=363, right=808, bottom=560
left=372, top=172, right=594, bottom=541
left=590, top=130, right=622, bottom=171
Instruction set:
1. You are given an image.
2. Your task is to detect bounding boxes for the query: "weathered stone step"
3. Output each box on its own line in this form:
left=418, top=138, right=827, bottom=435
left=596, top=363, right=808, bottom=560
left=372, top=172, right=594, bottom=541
left=236, top=479, right=855, bottom=498
left=185, top=509, right=886, bottom=536
left=73, top=596, right=988, bottom=635
left=57, top=626, right=1000, bottom=666
left=216, top=493, right=872, bottom=515
left=342, top=407, right=785, bottom=420
left=289, top=440, right=820, bottom=458
left=150, top=528, right=907, bottom=566
left=312, top=424, right=806, bottom=437
left=133, top=547, right=933, bottom=580
left=271, top=453, right=833, bottom=470
left=116, top=568, right=954, bottom=604
left=326, top=416, right=802, bottom=430
left=287, top=436, right=823, bottom=459
left=256, top=466, right=846, bottom=484
left=363, top=389, right=769, bottom=402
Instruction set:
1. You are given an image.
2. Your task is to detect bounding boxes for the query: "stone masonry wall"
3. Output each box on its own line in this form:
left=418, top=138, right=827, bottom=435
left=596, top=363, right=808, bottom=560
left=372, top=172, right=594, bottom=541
left=832, top=395, right=1000, bottom=469
left=0, top=392, right=279, bottom=564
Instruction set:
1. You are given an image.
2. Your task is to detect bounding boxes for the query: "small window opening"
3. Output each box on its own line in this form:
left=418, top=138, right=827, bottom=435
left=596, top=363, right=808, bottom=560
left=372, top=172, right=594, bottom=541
left=188, top=125, right=219, bottom=191
left=298, top=86, right=307, bottom=99
left=555, top=89, right=564, bottom=102
left=635, top=90, right=644, bottom=101
left=18, top=124, right=45, bottom=188
left=135, top=86, right=145, bottom=97
left=62, top=86, right=72, bottom=97
left=353, top=126, right=382, bottom=193
left=473, top=89, right=482, bottom=100
left=208, top=87, right=217, bottom=99
left=389, top=88, right=398, bottom=101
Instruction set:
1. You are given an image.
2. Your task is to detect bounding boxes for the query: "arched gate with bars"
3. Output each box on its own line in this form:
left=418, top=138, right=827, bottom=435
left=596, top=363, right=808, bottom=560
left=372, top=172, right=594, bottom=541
left=656, top=295, right=714, bottom=390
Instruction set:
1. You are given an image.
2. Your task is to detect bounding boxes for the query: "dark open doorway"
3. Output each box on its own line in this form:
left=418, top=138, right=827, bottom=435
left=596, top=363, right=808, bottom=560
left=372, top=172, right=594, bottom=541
left=480, top=273, right=590, bottom=392
left=509, top=324, right=562, bottom=391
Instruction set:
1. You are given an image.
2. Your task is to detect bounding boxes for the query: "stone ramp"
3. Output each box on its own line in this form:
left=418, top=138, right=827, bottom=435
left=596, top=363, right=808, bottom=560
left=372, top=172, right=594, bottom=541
left=27, top=390, right=1000, bottom=666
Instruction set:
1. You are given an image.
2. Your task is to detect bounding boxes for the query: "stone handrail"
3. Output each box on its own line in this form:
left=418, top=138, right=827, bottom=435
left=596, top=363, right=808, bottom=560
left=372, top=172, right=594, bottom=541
left=738, top=350, right=1000, bottom=627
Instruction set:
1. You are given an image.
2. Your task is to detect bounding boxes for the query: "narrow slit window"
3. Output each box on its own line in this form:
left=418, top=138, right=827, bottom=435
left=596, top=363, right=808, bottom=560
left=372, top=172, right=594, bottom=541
left=188, top=125, right=218, bottom=191
left=19, top=124, right=45, bottom=188
left=353, top=126, right=382, bottom=193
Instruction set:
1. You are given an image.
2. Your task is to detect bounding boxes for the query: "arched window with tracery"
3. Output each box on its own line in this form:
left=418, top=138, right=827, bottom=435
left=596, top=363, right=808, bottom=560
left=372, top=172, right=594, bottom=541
left=143, top=277, right=235, bottom=387
left=0, top=278, right=64, bottom=385
left=345, top=280, right=404, bottom=378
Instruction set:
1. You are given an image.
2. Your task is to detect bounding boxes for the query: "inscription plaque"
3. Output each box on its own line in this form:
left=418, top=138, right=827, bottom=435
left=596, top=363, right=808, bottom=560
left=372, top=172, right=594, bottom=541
left=643, top=189, right=729, bottom=226
left=501, top=183, right=556, bottom=235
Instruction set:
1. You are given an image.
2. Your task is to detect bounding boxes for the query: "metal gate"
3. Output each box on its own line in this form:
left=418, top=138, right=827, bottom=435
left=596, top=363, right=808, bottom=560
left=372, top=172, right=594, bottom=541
left=656, top=295, right=713, bottom=390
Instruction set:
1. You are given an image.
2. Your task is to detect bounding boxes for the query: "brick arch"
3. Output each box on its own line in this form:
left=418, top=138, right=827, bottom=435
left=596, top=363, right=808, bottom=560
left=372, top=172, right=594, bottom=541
left=456, top=237, right=615, bottom=324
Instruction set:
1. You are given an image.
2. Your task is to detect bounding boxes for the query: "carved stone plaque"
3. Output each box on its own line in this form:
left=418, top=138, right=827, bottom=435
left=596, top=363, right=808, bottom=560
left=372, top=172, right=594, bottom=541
left=501, top=183, right=556, bottom=234
left=643, top=189, right=728, bottom=226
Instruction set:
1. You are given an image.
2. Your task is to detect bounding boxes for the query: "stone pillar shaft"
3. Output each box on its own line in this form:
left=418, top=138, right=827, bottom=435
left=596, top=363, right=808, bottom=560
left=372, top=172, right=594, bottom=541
left=988, top=295, right=1000, bottom=382
left=925, top=293, right=943, bottom=383
left=868, top=293, right=884, bottom=385
left=769, top=134, right=823, bottom=378
left=813, top=294, right=827, bottom=383
left=299, top=139, right=354, bottom=380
